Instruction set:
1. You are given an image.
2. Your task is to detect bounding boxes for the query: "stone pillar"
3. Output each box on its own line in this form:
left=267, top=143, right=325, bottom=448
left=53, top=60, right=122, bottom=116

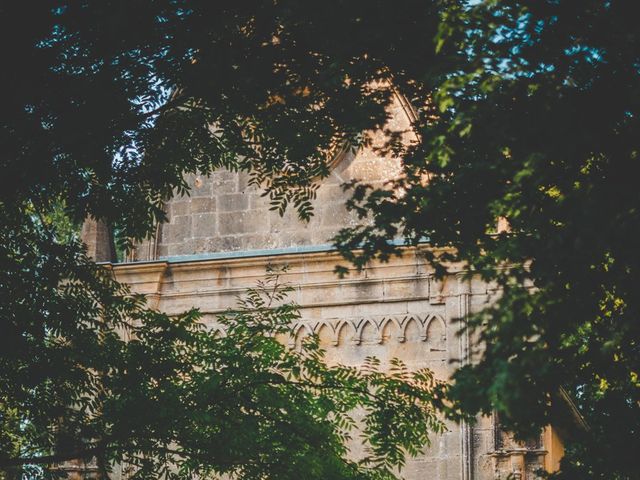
left=80, top=217, right=116, bottom=262
left=57, top=218, right=112, bottom=478
left=457, top=273, right=473, bottom=480
left=510, top=450, right=526, bottom=479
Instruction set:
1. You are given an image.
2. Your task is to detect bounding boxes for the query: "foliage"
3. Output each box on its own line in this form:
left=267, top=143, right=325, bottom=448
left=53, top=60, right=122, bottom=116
left=1, top=0, right=446, bottom=246
left=0, top=254, right=445, bottom=479
left=2, top=1, right=639, bottom=478
left=334, top=2, right=640, bottom=479
left=1, top=2, right=449, bottom=477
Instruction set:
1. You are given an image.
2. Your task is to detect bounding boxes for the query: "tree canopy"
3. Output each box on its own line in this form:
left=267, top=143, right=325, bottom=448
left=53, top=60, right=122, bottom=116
left=1, top=1, right=639, bottom=479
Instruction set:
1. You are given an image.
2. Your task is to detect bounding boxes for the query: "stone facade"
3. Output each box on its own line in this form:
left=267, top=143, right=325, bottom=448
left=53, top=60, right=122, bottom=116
left=132, top=94, right=411, bottom=261
left=111, top=96, right=564, bottom=479
left=114, top=250, right=559, bottom=480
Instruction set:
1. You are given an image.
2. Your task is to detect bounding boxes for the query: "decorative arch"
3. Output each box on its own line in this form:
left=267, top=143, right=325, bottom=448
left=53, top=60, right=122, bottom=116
left=314, top=321, right=337, bottom=346
left=334, top=320, right=357, bottom=347
left=290, top=323, right=313, bottom=348
left=424, top=314, right=447, bottom=351
left=211, top=327, right=226, bottom=339
left=379, top=317, right=403, bottom=344
left=401, top=316, right=423, bottom=343
left=354, top=318, right=381, bottom=345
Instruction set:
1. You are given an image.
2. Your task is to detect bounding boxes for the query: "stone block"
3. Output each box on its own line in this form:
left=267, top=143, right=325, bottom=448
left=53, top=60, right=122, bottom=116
left=239, top=233, right=281, bottom=251
left=202, top=235, right=244, bottom=253
left=192, top=213, right=217, bottom=238
left=340, top=281, right=385, bottom=303
left=384, top=278, right=429, bottom=301
left=189, top=197, right=216, bottom=214
left=318, top=205, right=353, bottom=228
left=164, top=215, right=192, bottom=244
left=218, top=193, right=249, bottom=212
left=167, top=241, right=196, bottom=257
left=247, top=192, right=266, bottom=210
left=300, top=284, right=342, bottom=306
left=269, top=207, right=301, bottom=232
left=310, top=227, right=340, bottom=245
left=236, top=170, right=253, bottom=190
left=211, top=170, right=238, bottom=193
left=218, top=210, right=269, bottom=236
left=317, top=304, right=358, bottom=320
left=356, top=301, right=408, bottom=317
left=169, top=200, right=190, bottom=216
left=407, top=299, right=439, bottom=315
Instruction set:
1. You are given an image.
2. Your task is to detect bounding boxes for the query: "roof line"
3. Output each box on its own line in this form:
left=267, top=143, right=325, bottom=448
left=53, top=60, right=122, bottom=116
left=107, top=238, right=424, bottom=267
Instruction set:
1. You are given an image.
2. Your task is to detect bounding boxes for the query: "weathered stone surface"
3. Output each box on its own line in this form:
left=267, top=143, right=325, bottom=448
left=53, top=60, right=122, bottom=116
left=164, top=215, right=192, bottom=244
left=131, top=96, right=410, bottom=262
left=217, top=193, right=249, bottom=212
left=192, top=213, right=216, bottom=238
left=189, top=197, right=217, bottom=214
left=218, top=210, right=270, bottom=235
left=80, top=217, right=116, bottom=262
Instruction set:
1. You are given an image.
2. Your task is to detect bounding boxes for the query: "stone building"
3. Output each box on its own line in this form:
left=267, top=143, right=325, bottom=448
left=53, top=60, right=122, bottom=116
left=87, top=98, right=568, bottom=479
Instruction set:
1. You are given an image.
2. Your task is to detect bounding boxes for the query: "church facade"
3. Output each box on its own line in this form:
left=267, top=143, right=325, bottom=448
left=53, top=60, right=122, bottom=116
left=106, top=99, right=564, bottom=479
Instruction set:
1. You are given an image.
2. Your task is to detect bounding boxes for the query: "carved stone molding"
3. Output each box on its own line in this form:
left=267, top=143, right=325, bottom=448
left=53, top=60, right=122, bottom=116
left=207, top=314, right=447, bottom=352
left=289, top=314, right=447, bottom=349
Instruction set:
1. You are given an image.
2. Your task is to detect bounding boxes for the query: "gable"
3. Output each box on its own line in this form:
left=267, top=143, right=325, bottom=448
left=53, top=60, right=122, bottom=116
left=135, top=95, right=414, bottom=261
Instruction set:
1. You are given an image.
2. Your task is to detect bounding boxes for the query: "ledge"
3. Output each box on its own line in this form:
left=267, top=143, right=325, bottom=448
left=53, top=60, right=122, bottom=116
left=105, top=237, right=425, bottom=267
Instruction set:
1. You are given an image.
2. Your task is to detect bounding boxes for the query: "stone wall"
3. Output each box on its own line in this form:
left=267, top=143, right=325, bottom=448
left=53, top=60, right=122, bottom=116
left=113, top=248, right=555, bottom=480
left=134, top=96, right=412, bottom=261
